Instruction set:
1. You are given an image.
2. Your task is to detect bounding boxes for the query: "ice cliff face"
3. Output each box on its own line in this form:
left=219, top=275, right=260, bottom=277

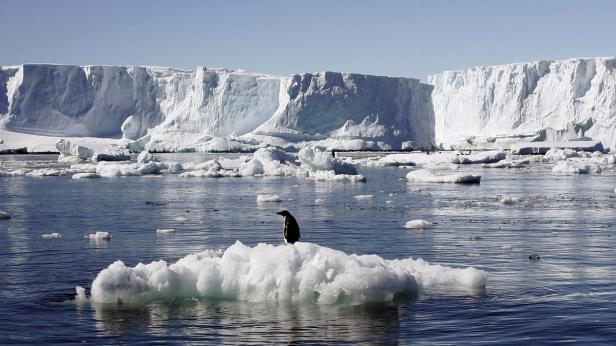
left=0, top=64, right=435, bottom=150
left=429, top=57, right=616, bottom=149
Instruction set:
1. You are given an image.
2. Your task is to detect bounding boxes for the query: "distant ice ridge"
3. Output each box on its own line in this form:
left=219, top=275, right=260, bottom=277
left=88, top=241, right=487, bottom=304
left=429, top=57, right=616, bottom=150
left=0, top=64, right=435, bottom=151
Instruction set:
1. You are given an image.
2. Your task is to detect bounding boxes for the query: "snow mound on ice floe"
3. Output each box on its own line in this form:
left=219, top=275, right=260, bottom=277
left=88, top=241, right=487, bottom=304
left=406, top=169, right=481, bottom=184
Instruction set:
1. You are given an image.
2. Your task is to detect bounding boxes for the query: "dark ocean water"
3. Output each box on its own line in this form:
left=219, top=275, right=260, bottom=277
left=1, top=154, right=615, bottom=344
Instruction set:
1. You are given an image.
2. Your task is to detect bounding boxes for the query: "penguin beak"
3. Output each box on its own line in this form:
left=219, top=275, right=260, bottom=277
left=276, top=211, right=284, bottom=216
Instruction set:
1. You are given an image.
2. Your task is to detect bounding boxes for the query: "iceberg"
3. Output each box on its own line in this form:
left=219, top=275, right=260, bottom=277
left=87, top=241, right=487, bottom=304
left=430, top=57, right=616, bottom=150
left=1, top=64, right=435, bottom=151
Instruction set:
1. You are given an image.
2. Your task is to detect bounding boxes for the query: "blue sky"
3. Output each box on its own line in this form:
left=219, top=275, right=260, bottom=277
left=1, top=0, right=614, bottom=80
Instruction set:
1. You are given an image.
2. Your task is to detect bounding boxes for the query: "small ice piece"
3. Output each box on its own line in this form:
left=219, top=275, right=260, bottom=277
left=386, top=200, right=393, bottom=204
left=452, top=150, right=506, bottom=164
left=42, top=232, right=62, bottom=239
left=137, top=151, right=157, bottom=164
left=314, top=198, right=325, bottom=204
left=257, top=194, right=282, bottom=203
left=75, top=286, right=87, bottom=301
left=500, top=196, right=521, bottom=205
left=502, top=244, right=513, bottom=250
left=174, top=216, right=188, bottom=222
left=404, top=219, right=433, bottom=229
left=406, top=169, right=481, bottom=184
left=86, top=232, right=112, bottom=240
left=72, top=173, right=99, bottom=179
left=0, top=211, right=11, bottom=220
left=354, top=194, right=373, bottom=200
left=156, top=228, right=176, bottom=235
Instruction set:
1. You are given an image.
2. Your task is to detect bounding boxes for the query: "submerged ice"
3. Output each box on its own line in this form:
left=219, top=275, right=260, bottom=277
left=88, top=241, right=487, bottom=305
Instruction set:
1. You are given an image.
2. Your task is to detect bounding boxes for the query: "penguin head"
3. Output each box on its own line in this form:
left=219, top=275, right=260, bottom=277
left=276, top=210, right=291, bottom=217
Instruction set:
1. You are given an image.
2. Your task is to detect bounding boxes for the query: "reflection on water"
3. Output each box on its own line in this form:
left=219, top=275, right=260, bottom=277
left=1, top=154, right=616, bottom=343
left=92, top=299, right=404, bottom=344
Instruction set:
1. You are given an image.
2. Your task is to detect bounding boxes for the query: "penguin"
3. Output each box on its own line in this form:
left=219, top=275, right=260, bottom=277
left=276, top=210, right=301, bottom=244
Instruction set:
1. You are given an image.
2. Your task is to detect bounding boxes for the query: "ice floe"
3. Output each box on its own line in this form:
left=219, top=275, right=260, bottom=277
left=404, top=220, right=433, bottom=229
left=452, top=150, right=506, bottom=164
left=87, top=241, right=487, bottom=304
left=500, top=196, right=521, bottom=205
left=256, top=194, right=282, bottom=203
left=86, top=232, right=112, bottom=240
left=156, top=229, right=176, bottom=235
left=552, top=161, right=602, bottom=174
left=41, top=232, right=62, bottom=239
left=0, top=211, right=12, bottom=219
left=72, top=173, right=99, bottom=179
left=406, top=169, right=481, bottom=184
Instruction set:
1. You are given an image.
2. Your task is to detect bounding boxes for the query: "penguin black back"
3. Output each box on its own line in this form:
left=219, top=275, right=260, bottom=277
left=276, top=210, right=301, bottom=244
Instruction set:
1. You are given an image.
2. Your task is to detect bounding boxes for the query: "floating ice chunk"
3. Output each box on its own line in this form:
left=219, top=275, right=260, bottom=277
left=240, top=148, right=299, bottom=176
left=89, top=241, right=487, bottom=304
left=482, top=159, right=530, bottom=168
left=96, top=162, right=142, bottom=177
left=552, top=161, right=602, bottom=174
left=257, top=194, right=282, bottom=203
left=500, top=196, right=521, bottom=205
left=314, top=198, right=325, bottom=204
left=72, top=173, right=99, bottom=179
left=0, top=169, right=31, bottom=177
left=56, top=139, right=94, bottom=160
left=174, top=216, right=188, bottom=222
left=27, top=168, right=66, bottom=177
left=41, top=232, right=62, bottom=238
left=452, top=150, right=506, bottom=164
left=0, top=211, right=12, bottom=220
left=156, top=229, right=176, bottom=235
left=502, top=245, right=513, bottom=251
left=406, top=169, right=481, bottom=184
left=75, top=286, right=88, bottom=302
left=378, top=154, right=416, bottom=167
left=198, top=137, right=256, bottom=153
left=92, top=148, right=130, bottom=162
left=404, top=220, right=433, bottom=229
left=86, top=232, right=111, bottom=240
left=310, top=170, right=366, bottom=182
left=354, top=194, right=373, bottom=200
left=137, top=151, right=157, bottom=164
left=298, top=147, right=358, bottom=175
left=58, top=153, right=82, bottom=163
left=544, top=148, right=585, bottom=161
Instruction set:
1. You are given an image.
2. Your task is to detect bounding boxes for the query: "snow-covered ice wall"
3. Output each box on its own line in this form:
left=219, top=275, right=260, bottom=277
left=0, top=64, right=435, bottom=150
left=429, top=57, right=616, bottom=149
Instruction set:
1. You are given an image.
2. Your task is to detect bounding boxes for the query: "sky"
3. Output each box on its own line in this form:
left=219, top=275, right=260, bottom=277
left=1, top=0, right=615, bottom=80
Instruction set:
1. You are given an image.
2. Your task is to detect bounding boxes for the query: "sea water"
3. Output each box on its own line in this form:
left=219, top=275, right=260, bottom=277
left=1, top=153, right=615, bottom=344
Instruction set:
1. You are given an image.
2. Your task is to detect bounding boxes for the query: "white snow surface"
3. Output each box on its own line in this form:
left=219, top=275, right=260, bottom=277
left=1, top=64, right=435, bottom=151
left=430, top=57, right=616, bottom=149
left=88, top=241, right=487, bottom=304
